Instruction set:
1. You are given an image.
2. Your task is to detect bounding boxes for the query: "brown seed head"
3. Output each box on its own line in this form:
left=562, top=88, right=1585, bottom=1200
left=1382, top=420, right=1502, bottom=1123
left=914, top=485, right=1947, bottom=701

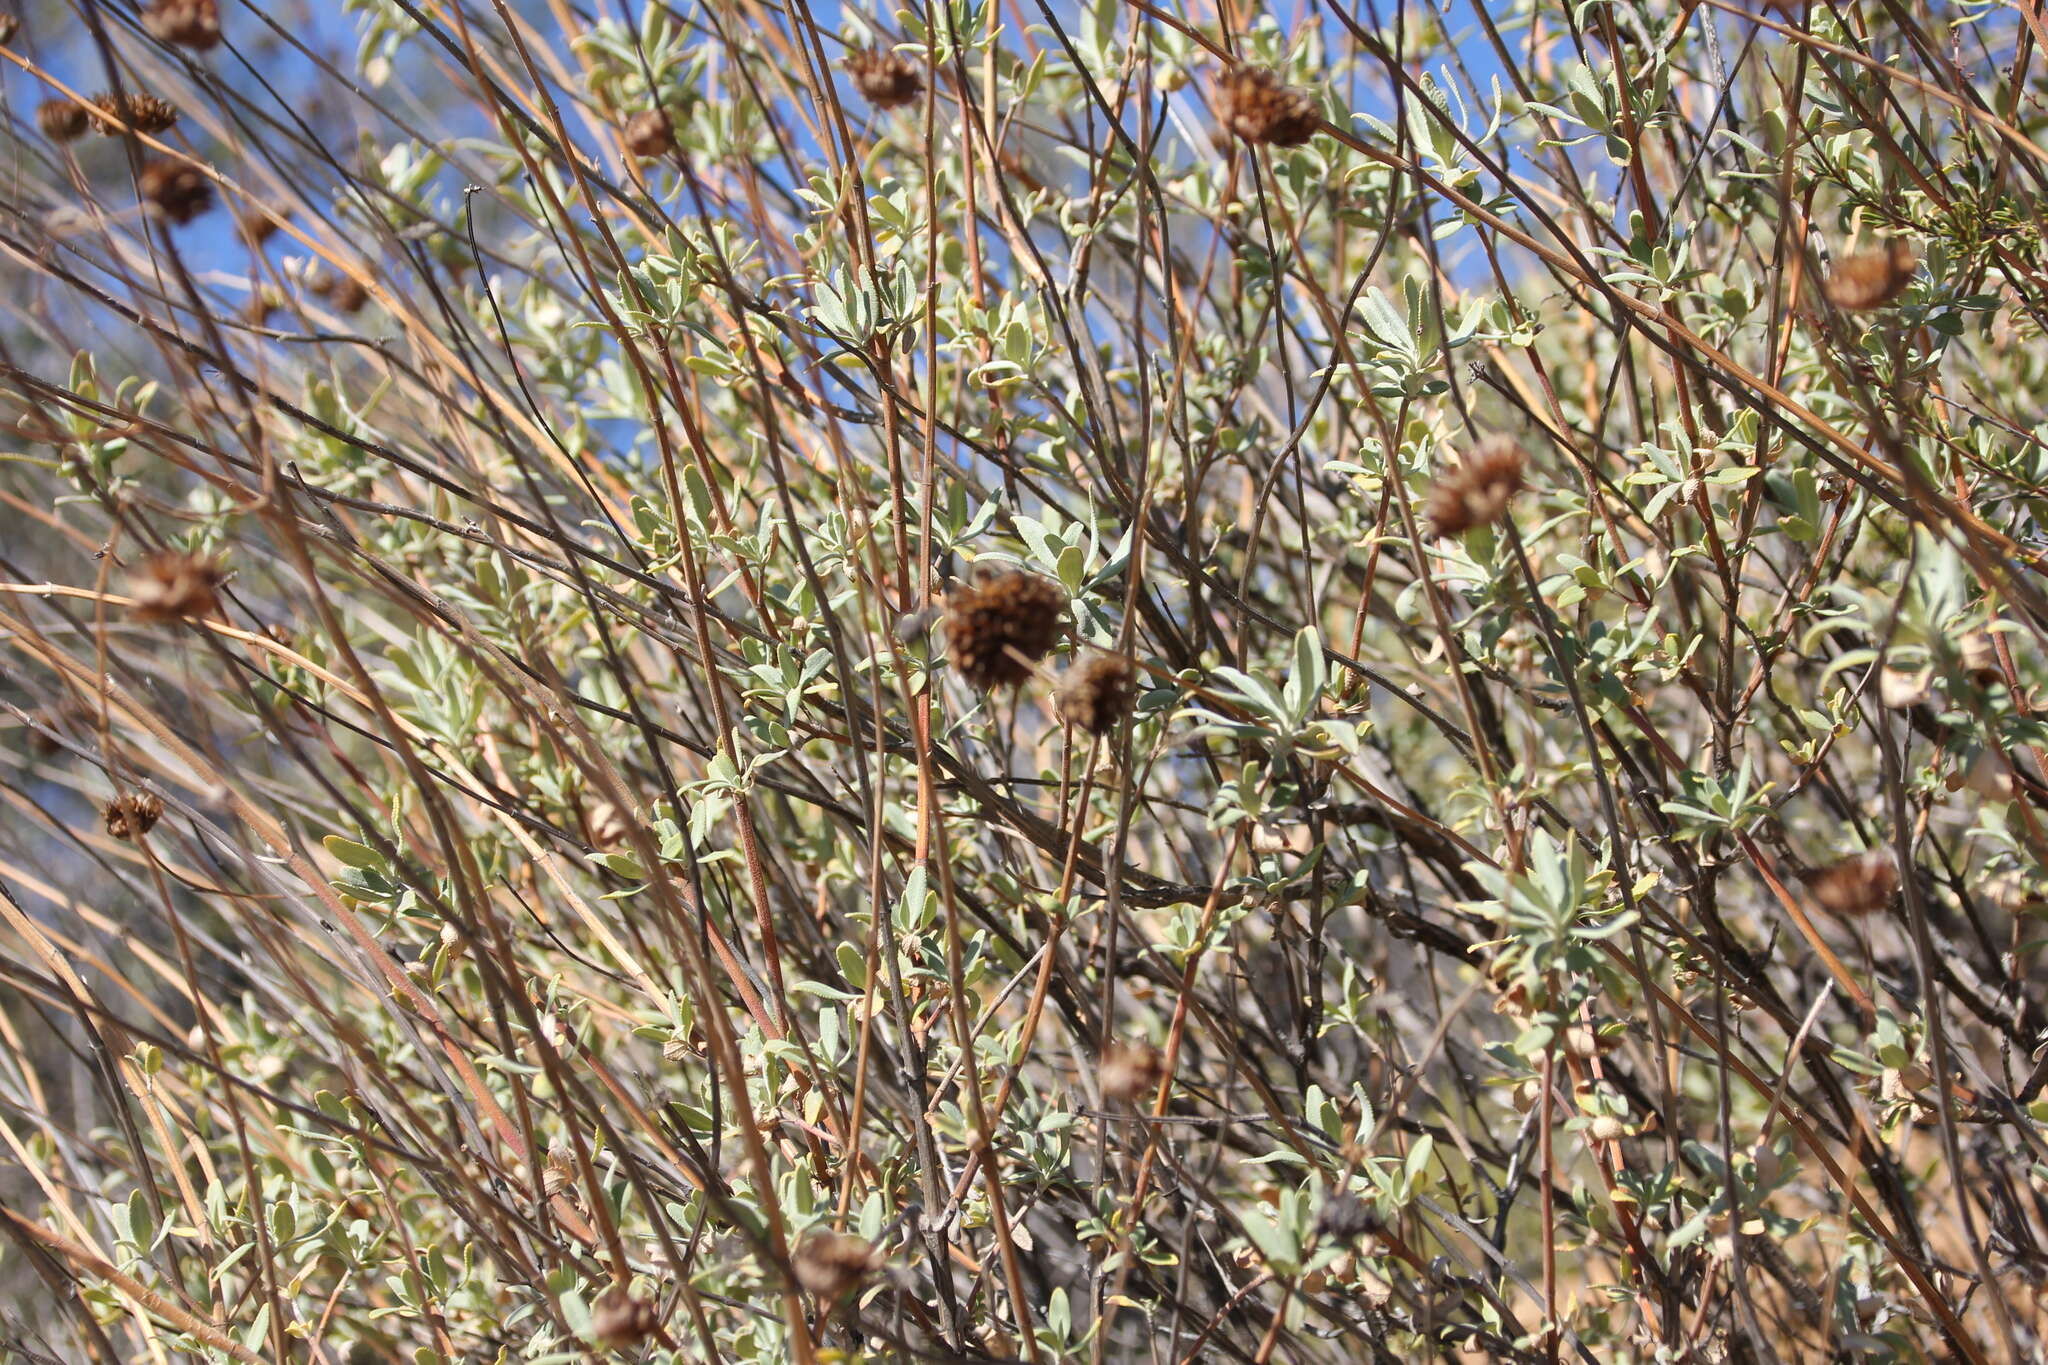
left=843, top=47, right=923, bottom=109
left=590, top=1286, right=660, bottom=1347
left=313, top=272, right=370, bottom=313
left=621, top=107, right=674, bottom=159
left=1823, top=239, right=1916, bottom=311
left=1056, top=652, right=1137, bottom=737
left=139, top=159, right=213, bottom=225
left=1098, top=1039, right=1167, bottom=1104
left=104, top=791, right=164, bottom=840
left=1425, top=435, right=1528, bottom=539
left=140, top=0, right=220, bottom=50
left=1807, top=849, right=1899, bottom=919
left=237, top=205, right=282, bottom=245
left=129, top=548, right=225, bottom=621
left=792, top=1229, right=880, bottom=1301
left=90, top=91, right=179, bottom=135
left=1216, top=64, right=1322, bottom=146
left=0, top=14, right=16, bottom=43
left=37, top=99, right=90, bottom=142
left=944, top=568, right=1064, bottom=689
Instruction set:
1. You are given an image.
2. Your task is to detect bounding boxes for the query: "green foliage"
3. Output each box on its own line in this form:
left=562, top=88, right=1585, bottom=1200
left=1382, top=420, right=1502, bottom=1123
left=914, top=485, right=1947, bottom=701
left=3, top=0, right=2048, bottom=1360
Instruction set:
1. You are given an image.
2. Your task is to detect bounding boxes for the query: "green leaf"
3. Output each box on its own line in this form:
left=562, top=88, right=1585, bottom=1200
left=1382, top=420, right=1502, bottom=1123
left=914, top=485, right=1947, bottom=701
left=323, top=836, right=384, bottom=869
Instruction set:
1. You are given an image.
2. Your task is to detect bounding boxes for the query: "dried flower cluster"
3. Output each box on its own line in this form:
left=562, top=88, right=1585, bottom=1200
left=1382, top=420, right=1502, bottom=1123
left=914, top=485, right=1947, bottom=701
left=1216, top=64, right=1322, bottom=146
left=1099, top=1039, right=1167, bottom=1104
left=1822, top=239, right=1917, bottom=310
left=1425, top=434, right=1529, bottom=538
left=313, top=272, right=371, bottom=313
left=589, top=1286, right=659, bottom=1347
left=843, top=47, right=923, bottom=109
left=37, top=99, right=89, bottom=142
left=1807, top=849, right=1900, bottom=919
left=943, top=567, right=1064, bottom=689
left=103, top=792, right=164, bottom=840
left=791, top=1230, right=880, bottom=1301
left=127, top=548, right=225, bottom=620
left=1055, top=651, right=1137, bottom=737
left=140, top=0, right=221, bottom=50
left=622, top=108, right=674, bottom=159
left=139, top=159, right=212, bottom=225
left=237, top=205, right=282, bottom=245
left=89, top=91, right=179, bottom=135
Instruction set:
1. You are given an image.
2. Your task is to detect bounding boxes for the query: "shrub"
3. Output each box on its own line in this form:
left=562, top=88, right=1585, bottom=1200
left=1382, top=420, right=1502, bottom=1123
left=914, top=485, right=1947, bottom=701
left=3, top=0, right=2048, bottom=1360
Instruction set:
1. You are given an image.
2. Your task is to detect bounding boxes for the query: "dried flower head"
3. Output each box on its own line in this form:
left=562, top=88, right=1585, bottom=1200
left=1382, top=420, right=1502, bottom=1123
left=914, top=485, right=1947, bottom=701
left=129, top=548, right=225, bottom=621
left=0, top=13, right=17, bottom=43
left=1056, top=652, right=1137, bottom=737
left=104, top=792, right=164, bottom=840
left=90, top=91, right=179, bottom=135
left=1806, top=850, right=1899, bottom=919
left=843, top=47, right=923, bottom=109
left=1425, top=435, right=1528, bottom=539
left=590, top=1286, right=659, bottom=1347
left=944, top=568, right=1064, bottom=689
left=140, top=0, right=220, bottom=50
left=1098, top=1039, right=1167, bottom=1104
left=37, top=99, right=90, bottom=143
left=622, top=108, right=674, bottom=159
left=313, top=272, right=370, bottom=313
left=139, top=159, right=213, bottom=225
left=237, top=205, right=282, bottom=245
left=1823, top=239, right=1916, bottom=311
left=1216, top=64, right=1322, bottom=146
left=792, top=1229, right=880, bottom=1301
